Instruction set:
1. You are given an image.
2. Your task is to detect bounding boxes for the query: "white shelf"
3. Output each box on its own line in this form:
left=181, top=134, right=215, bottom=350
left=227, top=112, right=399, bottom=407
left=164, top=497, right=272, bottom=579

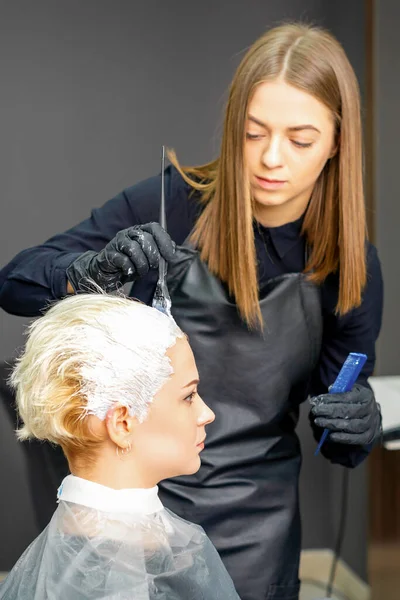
left=369, top=376, right=400, bottom=450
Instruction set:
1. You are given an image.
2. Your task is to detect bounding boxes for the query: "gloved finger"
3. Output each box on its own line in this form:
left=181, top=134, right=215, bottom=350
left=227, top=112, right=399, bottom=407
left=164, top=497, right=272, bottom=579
left=112, top=253, right=140, bottom=279
left=140, top=223, right=176, bottom=261
left=329, top=431, right=374, bottom=445
left=310, top=392, right=368, bottom=409
left=96, top=248, right=122, bottom=274
left=117, top=228, right=158, bottom=267
left=114, top=237, right=151, bottom=277
left=311, top=385, right=372, bottom=406
left=311, top=400, right=372, bottom=420
left=314, top=416, right=371, bottom=434
left=115, top=231, right=143, bottom=258
left=134, top=230, right=161, bottom=269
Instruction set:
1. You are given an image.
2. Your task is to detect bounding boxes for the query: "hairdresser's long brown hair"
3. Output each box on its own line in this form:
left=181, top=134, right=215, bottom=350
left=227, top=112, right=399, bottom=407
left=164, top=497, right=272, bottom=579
left=169, top=23, right=367, bottom=328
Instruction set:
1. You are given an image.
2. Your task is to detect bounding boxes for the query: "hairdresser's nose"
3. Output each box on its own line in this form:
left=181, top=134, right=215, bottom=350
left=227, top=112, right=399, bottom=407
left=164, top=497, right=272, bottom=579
left=197, top=395, right=215, bottom=427
left=262, top=136, right=283, bottom=169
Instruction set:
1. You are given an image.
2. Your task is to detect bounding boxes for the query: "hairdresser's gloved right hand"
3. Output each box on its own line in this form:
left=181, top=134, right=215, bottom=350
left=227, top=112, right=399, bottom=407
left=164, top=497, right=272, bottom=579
left=66, top=223, right=176, bottom=293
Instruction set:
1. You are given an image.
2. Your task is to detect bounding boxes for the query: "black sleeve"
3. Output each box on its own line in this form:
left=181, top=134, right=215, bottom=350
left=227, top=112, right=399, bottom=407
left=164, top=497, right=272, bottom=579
left=0, top=166, right=195, bottom=316
left=309, top=242, right=384, bottom=467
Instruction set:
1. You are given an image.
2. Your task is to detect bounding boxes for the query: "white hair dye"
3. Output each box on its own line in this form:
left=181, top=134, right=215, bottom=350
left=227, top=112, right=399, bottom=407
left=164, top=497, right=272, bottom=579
left=77, top=304, right=183, bottom=421
left=11, top=294, right=184, bottom=442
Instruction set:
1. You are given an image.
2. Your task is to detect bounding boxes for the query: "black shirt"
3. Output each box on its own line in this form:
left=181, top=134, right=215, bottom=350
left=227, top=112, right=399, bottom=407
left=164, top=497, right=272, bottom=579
left=0, top=165, right=384, bottom=466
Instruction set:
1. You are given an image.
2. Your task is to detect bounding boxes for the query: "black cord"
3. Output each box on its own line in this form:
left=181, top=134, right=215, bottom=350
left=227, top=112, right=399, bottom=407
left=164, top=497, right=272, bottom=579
left=326, top=468, right=350, bottom=597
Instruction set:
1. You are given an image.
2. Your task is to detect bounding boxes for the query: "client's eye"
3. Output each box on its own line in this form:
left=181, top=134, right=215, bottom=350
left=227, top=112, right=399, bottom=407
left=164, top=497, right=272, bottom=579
left=184, top=391, right=197, bottom=404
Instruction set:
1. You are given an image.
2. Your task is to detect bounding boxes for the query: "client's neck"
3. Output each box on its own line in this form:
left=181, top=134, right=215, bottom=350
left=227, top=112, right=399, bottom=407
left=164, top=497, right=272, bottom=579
left=70, top=448, right=158, bottom=490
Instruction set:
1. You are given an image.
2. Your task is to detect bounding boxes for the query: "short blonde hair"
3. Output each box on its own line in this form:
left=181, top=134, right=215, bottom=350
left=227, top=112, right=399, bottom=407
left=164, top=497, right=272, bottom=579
left=10, top=294, right=183, bottom=451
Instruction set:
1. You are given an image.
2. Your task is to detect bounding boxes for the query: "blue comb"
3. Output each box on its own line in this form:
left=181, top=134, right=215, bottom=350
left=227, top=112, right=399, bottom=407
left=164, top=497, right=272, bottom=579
left=314, top=352, right=367, bottom=456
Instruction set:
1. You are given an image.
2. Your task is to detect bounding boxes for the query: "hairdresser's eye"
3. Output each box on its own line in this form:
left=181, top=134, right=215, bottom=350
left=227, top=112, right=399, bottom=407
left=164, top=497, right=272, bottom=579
left=184, top=391, right=197, bottom=405
left=246, top=133, right=263, bottom=141
left=291, top=140, right=313, bottom=148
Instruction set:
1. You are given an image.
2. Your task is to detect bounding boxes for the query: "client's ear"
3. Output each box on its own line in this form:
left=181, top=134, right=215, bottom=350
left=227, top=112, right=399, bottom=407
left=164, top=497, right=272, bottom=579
left=105, top=404, right=136, bottom=450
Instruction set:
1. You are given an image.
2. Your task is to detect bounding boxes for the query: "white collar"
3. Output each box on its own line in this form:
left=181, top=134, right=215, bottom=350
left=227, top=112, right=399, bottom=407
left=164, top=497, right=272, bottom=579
left=57, top=475, right=163, bottom=515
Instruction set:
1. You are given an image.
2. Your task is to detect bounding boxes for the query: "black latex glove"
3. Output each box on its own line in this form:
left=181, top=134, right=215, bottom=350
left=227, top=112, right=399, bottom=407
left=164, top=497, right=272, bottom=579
left=66, top=223, right=176, bottom=293
left=309, top=384, right=382, bottom=445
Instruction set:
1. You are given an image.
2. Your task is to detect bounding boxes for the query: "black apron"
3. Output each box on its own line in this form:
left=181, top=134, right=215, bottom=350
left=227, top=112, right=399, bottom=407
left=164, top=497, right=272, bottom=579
left=158, top=244, right=323, bottom=600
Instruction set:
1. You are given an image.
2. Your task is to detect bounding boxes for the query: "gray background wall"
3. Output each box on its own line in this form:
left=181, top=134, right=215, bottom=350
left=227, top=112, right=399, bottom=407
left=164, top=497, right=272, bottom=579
left=0, top=0, right=372, bottom=579
left=374, top=0, right=400, bottom=378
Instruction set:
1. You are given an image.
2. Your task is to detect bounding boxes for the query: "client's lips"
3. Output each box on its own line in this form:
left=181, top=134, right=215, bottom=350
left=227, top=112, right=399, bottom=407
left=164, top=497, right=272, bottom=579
left=197, top=437, right=206, bottom=448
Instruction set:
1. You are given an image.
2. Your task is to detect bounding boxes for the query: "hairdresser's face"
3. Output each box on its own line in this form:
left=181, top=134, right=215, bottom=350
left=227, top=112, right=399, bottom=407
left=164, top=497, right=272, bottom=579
left=133, top=338, right=215, bottom=482
left=244, top=79, right=336, bottom=224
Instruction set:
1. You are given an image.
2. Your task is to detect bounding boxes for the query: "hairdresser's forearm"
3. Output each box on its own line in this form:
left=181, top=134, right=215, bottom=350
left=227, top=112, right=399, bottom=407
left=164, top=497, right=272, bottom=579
left=0, top=248, right=82, bottom=316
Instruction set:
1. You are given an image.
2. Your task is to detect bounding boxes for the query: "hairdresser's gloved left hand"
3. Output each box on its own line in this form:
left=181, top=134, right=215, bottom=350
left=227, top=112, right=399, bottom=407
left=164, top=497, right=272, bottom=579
left=310, top=384, right=382, bottom=445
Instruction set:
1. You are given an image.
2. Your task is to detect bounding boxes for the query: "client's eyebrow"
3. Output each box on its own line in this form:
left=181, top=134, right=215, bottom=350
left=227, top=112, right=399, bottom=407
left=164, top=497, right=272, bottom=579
left=183, top=379, right=200, bottom=389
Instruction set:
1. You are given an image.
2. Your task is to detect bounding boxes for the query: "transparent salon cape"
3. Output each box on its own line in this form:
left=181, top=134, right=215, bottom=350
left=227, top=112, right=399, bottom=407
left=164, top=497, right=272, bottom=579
left=0, top=477, right=240, bottom=600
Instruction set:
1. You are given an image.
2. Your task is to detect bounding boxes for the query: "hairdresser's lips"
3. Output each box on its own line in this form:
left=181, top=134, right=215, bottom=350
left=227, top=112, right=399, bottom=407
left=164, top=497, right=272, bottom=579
left=255, top=175, right=287, bottom=190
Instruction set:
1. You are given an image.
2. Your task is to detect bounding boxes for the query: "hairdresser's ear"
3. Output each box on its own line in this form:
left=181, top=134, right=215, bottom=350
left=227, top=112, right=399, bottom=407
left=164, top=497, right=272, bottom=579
left=105, top=404, right=136, bottom=447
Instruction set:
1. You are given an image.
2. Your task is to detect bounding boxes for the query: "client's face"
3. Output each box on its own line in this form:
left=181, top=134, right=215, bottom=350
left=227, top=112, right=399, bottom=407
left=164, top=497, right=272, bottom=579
left=133, top=337, right=215, bottom=482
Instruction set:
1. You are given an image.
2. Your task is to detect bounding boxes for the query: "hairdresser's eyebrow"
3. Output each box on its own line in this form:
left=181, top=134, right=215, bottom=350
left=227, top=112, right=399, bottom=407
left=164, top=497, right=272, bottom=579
left=182, top=379, right=200, bottom=389
left=247, top=114, right=321, bottom=134
left=288, top=124, right=321, bottom=133
left=247, top=115, right=268, bottom=128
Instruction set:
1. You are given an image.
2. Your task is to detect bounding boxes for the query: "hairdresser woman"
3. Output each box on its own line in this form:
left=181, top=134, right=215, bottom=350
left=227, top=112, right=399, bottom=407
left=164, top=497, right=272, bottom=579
left=0, top=24, right=383, bottom=600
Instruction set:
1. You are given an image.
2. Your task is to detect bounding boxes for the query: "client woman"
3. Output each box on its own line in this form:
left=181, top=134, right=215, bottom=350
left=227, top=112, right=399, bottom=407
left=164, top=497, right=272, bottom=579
left=0, top=294, right=240, bottom=599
